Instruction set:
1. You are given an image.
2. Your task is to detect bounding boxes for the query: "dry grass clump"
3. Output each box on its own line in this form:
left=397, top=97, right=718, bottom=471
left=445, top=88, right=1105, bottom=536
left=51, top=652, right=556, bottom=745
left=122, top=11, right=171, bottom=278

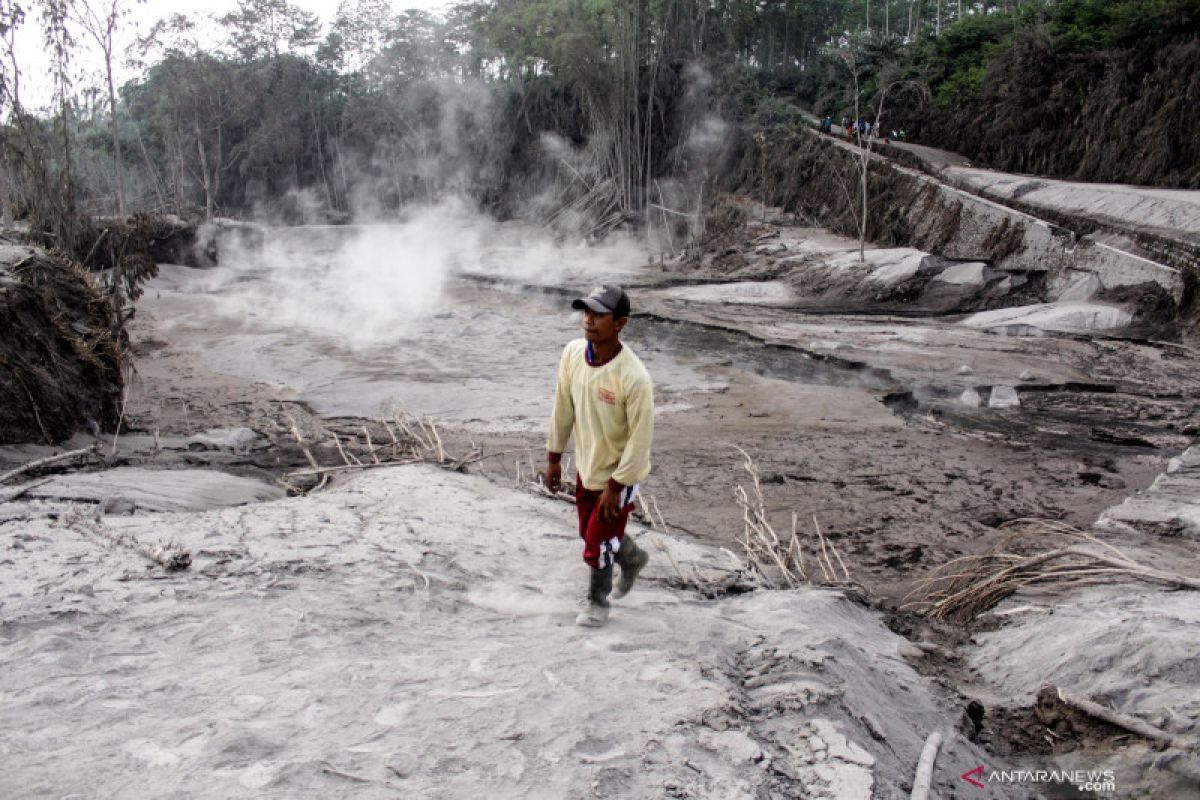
left=903, top=518, right=1200, bottom=621
left=732, top=446, right=851, bottom=589
left=276, top=406, right=481, bottom=494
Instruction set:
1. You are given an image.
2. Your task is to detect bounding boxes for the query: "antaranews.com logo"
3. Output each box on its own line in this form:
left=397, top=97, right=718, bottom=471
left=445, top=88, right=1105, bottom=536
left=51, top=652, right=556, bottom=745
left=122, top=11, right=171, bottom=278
left=961, top=765, right=1117, bottom=793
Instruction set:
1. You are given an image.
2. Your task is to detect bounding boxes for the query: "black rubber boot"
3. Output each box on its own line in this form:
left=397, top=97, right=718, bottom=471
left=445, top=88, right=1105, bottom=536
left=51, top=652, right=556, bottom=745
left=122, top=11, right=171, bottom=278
left=575, top=566, right=613, bottom=627
left=612, top=537, right=649, bottom=599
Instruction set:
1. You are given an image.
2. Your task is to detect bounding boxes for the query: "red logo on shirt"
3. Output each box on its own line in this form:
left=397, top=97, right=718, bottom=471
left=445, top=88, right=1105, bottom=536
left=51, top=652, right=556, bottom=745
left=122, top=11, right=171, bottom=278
left=597, top=387, right=617, bottom=405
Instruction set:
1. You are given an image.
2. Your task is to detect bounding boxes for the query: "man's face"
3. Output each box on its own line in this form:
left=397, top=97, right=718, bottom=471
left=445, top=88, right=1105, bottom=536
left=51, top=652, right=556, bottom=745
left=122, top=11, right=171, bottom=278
left=583, top=309, right=626, bottom=342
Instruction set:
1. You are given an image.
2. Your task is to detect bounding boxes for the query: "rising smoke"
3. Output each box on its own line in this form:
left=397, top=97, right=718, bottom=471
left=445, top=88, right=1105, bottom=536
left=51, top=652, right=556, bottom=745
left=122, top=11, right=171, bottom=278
left=193, top=67, right=728, bottom=350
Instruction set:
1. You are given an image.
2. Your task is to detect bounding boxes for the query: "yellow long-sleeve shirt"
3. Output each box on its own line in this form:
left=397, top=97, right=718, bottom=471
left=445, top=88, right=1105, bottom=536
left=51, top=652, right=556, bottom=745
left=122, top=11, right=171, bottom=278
left=547, top=338, right=653, bottom=491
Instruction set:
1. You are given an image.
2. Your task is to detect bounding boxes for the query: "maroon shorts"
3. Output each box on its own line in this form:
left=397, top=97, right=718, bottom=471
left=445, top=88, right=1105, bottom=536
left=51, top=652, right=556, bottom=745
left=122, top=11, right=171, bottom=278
left=575, top=476, right=637, bottom=569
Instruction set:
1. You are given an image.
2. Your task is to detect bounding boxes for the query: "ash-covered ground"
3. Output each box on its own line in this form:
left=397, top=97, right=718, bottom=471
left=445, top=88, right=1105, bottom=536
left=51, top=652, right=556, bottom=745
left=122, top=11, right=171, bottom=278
left=3, top=210, right=1199, bottom=798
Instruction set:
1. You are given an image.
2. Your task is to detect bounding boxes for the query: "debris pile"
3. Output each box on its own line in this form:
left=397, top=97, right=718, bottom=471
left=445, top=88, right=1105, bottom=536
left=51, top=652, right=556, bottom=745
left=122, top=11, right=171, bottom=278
left=0, top=240, right=123, bottom=444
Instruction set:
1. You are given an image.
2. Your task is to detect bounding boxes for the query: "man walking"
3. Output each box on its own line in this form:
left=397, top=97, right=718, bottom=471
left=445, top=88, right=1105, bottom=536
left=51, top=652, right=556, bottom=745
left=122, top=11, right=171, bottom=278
left=545, top=285, right=653, bottom=627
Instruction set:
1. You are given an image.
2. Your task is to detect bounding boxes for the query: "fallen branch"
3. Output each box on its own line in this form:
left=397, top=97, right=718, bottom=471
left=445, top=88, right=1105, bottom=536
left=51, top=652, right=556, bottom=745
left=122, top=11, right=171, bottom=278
left=0, top=445, right=99, bottom=484
left=319, top=761, right=374, bottom=784
left=65, top=508, right=191, bottom=571
left=525, top=479, right=576, bottom=505
left=0, top=478, right=52, bottom=503
left=1053, top=686, right=1199, bottom=752
left=285, top=459, right=421, bottom=479
left=447, top=448, right=482, bottom=473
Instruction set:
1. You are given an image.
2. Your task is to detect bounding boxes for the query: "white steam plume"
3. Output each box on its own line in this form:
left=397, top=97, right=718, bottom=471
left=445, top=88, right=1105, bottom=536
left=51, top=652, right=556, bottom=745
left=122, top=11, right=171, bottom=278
left=199, top=196, right=647, bottom=350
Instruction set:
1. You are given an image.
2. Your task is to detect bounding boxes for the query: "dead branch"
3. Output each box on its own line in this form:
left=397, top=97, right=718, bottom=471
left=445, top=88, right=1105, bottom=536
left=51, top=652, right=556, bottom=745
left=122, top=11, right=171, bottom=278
left=284, top=414, right=320, bottom=471
left=733, top=446, right=851, bottom=589
left=903, top=519, right=1200, bottom=620
left=0, top=445, right=100, bottom=484
left=381, top=417, right=401, bottom=457
left=647, top=494, right=670, bottom=535
left=285, top=459, right=422, bottom=479
left=331, top=431, right=360, bottom=467
left=362, top=426, right=381, bottom=465
left=424, top=418, right=446, bottom=463
left=0, top=478, right=52, bottom=503
left=524, top=471, right=575, bottom=502
left=1051, top=686, right=1199, bottom=752
left=65, top=507, right=191, bottom=571
left=812, top=514, right=837, bottom=582
left=446, top=448, right=482, bottom=473
left=653, top=538, right=687, bottom=584
left=319, top=761, right=374, bottom=784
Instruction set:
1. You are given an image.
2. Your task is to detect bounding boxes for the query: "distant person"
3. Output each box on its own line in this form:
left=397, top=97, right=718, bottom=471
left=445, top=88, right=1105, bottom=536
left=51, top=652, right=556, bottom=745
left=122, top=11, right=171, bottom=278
left=546, top=285, right=653, bottom=628
left=841, top=117, right=850, bottom=137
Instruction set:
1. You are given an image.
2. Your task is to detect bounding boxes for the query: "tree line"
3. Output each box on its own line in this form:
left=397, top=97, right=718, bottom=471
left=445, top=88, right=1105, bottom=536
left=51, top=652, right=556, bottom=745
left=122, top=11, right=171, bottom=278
left=2, top=0, right=1195, bottom=254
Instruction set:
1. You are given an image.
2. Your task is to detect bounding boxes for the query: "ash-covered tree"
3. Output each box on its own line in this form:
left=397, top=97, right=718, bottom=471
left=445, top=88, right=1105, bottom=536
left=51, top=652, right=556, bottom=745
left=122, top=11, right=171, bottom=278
left=220, top=0, right=319, bottom=61
left=318, top=0, right=392, bottom=74
left=73, top=0, right=134, bottom=216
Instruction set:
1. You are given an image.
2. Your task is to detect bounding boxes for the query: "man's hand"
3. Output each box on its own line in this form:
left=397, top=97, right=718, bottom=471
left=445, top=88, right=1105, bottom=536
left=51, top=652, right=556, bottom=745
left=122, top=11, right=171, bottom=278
left=598, top=483, right=622, bottom=521
left=545, top=462, right=562, bottom=494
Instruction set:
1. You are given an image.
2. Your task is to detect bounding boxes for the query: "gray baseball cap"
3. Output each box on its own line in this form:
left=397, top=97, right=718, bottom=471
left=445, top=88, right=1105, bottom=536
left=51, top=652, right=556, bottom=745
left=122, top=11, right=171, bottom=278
left=571, top=284, right=631, bottom=318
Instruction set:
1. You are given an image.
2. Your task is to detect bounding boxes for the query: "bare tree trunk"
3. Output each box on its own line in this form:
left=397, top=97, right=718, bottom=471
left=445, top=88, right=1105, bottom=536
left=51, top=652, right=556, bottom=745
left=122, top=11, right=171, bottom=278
left=212, top=124, right=222, bottom=211
left=104, top=57, right=126, bottom=216
left=76, top=1, right=128, bottom=216
left=309, top=101, right=333, bottom=211
left=194, top=119, right=213, bottom=219
left=133, top=123, right=167, bottom=210
left=782, top=1, right=791, bottom=72
left=334, top=137, right=351, bottom=212
left=860, top=148, right=868, bottom=262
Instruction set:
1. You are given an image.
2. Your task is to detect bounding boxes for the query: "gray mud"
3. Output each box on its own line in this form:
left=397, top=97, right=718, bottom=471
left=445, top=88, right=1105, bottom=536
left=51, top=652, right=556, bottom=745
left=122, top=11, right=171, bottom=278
left=6, top=218, right=1200, bottom=798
